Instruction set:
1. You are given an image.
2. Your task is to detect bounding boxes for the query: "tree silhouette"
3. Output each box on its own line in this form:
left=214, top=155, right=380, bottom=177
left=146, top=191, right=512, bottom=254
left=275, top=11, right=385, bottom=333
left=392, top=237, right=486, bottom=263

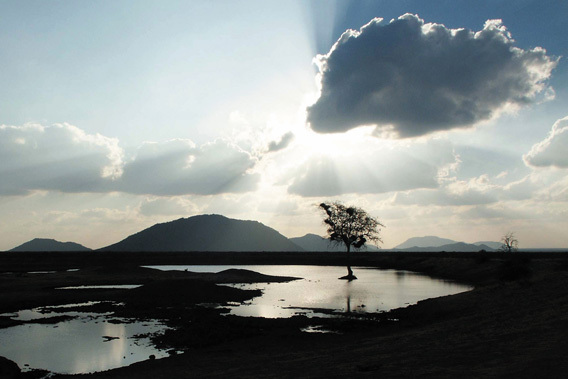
left=500, top=232, right=519, bottom=252
left=319, top=202, right=384, bottom=280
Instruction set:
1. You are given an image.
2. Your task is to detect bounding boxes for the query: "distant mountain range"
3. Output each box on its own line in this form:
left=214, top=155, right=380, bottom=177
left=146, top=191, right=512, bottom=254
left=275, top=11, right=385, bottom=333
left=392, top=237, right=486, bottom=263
left=9, top=238, right=91, bottom=252
left=472, top=241, right=503, bottom=250
left=289, top=233, right=342, bottom=252
left=99, top=214, right=302, bottom=252
left=290, top=233, right=381, bottom=252
left=393, top=236, right=501, bottom=252
left=7, top=218, right=506, bottom=253
left=394, top=236, right=457, bottom=249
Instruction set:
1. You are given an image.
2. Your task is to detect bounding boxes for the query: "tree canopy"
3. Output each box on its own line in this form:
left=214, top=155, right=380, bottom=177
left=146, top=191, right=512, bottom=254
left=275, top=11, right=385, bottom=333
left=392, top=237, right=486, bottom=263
left=319, top=202, right=384, bottom=253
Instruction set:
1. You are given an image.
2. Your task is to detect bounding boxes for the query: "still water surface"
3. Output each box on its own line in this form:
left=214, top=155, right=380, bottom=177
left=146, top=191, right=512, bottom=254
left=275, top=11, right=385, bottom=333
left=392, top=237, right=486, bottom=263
left=147, top=265, right=472, bottom=318
left=0, top=265, right=471, bottom=374
left=0, top=303, right=170, bottom=375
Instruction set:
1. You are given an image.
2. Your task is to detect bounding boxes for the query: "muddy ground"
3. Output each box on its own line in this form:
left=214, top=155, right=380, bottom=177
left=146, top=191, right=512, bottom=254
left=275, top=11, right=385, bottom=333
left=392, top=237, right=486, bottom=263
left=1, top=251, right=568, bottom=378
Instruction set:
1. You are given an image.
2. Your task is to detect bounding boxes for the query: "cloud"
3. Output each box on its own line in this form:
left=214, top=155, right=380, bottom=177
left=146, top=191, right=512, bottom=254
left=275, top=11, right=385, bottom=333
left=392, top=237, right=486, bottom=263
left=0, top=123, right=260, bottom=196
left=307, top=14, right=557, bottom=138
left=118, top=139, right=260, bottom=196
left=394, top=185, right=498, bottom=207
left=457, top=205, right=524, bottom=221
left=267, top=132, right=295, bottom=153
left=287, top=140, right=454, bottom=197
left=0, top=123, right=123, bottom=195
left=524, top=116, right=568, bottom=168
left=138, top=197, right=199, bottom=216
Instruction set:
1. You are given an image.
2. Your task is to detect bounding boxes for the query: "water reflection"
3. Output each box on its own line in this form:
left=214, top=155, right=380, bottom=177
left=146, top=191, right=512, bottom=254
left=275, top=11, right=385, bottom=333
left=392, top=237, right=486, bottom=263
left=56, top=285, right=142, bottom=290
left=0, top=308, right=169, bottom=374
left=146, top=265, right=472, bottom=318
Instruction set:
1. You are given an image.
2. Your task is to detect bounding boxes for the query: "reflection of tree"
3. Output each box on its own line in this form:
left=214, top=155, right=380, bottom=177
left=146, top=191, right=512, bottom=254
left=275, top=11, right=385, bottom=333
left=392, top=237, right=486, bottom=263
left=344, top=281, right=354, bottom=313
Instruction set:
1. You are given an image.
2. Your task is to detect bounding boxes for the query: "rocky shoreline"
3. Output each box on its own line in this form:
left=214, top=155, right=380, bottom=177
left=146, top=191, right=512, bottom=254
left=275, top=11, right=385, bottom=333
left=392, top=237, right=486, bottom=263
left=1, top=251, right=568, bottom=378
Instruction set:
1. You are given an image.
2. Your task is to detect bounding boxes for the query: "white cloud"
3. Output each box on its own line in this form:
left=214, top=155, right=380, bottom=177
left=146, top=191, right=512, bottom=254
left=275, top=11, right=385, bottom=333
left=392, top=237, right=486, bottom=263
left=118, top=139, right=260, bottom=196
left=0, top=124, right=260, bottom=197
left=0, top=123, right=123, bottom=195
left=524, top=116, right=568, bottom=168
left=138, top=197, right=199, bottom=217
left=287, top=139, right=455, bottom=197
left=307, top=14, right=557, bottom=138
left=394, top=187, right=498, bottom=207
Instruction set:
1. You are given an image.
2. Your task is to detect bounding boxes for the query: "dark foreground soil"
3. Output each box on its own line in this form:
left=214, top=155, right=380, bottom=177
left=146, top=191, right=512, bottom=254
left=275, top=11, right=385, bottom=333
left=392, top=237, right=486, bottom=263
left=1, top=251, right=568, bottom=378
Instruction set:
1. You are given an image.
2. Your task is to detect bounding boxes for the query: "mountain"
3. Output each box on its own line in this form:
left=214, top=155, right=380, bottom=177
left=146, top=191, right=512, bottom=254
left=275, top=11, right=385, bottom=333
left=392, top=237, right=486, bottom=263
left=396, top=242, right=494, bottom=252
left=9, top=238, right=91, bottom=252
left=290, top=234, right=346, bottom=252
left=100, top=214, right=303, bottom=252
left=394, top=236, right=457, bottom=250
left=290, top=233, right=381, bottom=252
left=474, top=241, right=503, bottom=250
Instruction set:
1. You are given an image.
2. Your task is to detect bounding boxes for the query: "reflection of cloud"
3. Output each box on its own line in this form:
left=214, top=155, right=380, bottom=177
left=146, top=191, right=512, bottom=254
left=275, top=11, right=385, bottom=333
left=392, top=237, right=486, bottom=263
left=524, top=116, right=568, bottom=168
left=307, top=14, right=557, bottom=138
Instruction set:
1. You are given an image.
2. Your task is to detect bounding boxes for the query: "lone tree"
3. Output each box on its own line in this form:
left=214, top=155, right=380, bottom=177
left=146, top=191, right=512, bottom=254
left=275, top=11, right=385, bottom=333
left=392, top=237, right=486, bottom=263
left=500, top=232, right=519, bottom=252
left=319, top=202, right=384, bottom=280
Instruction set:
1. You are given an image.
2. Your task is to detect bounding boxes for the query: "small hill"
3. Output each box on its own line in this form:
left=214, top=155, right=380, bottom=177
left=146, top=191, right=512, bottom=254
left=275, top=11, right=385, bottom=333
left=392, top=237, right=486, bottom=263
left=394, top=236, right=457, bottom=250
left=9, top=238, right=91, bottom=252
left=290, top=233, right=380, bottom=252
left=474, top=241, right=503, bottom=250
left=100, top=214, right=303, bottom=252
left=290, top=234, right=345, bottom=252
left=397, top=242, right=494, bottom=252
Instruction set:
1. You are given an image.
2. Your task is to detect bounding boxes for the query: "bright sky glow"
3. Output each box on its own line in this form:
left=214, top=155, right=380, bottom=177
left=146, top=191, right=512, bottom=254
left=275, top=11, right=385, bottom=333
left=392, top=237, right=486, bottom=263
left=1, top=0, right=567, bottom=249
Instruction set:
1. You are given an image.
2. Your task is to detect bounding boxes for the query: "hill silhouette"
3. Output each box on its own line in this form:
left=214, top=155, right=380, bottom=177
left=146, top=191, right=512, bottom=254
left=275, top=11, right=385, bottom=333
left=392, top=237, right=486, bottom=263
left=9, top=238, right=91, bottom=252
left=394, top=236, right=457, bottom=249
left=396, top=242, right=494, bottom=252
left=100, top=214, right=303, bottom=252
left=290, top=234, right=345, bottom=252
left=473, top=241, right=503, bottom=250
left=291, top=233, right=380, bottom=252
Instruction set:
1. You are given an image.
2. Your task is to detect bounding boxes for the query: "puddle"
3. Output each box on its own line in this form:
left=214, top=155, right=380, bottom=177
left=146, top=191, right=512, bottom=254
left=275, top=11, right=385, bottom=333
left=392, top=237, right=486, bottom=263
left=0, top=303, right=170, bottom=374
left=300, top=325, right=339, bottom=334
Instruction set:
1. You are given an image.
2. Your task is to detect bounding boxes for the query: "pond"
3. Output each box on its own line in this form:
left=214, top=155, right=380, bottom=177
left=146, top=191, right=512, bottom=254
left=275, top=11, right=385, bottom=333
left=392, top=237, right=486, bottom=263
left=145, top=265, right=472, bottom=318
left=0, top=302, right=171, bottom=375
left=0, top=265, right=471, bottom=375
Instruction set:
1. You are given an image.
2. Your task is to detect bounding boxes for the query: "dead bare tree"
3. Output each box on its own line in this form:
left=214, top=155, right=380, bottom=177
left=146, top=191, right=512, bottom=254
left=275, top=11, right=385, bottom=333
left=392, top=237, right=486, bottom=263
left=500, top=232, right=519, bottom=252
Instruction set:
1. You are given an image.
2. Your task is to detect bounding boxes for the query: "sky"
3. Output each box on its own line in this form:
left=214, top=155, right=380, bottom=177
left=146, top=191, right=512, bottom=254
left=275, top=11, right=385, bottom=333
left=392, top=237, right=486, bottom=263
left=1, top=0, right=567, bottom=250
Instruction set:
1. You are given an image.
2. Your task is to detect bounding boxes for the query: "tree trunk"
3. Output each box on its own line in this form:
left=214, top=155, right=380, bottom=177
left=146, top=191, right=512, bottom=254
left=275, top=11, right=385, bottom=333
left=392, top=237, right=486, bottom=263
left=339, top=243, right=357, bottom=280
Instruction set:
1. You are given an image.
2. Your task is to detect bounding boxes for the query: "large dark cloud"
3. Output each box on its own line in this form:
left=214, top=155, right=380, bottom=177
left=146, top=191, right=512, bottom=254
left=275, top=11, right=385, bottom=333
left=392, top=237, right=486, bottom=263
left=307, top=14, right=557, bottom=138
left=524, top=116, right=568, bottom=168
